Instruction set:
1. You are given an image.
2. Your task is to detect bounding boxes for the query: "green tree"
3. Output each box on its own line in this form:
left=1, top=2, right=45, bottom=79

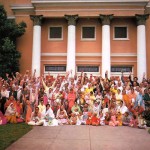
left=0, top=5, right=27, bottom=78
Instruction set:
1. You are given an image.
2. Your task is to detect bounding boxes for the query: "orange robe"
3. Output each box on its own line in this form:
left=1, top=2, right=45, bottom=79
left=68, top=92, right=76, bottom=109
left=26, top=104, right=32, bottom=123
left=122, top=94, right=130, bottom=108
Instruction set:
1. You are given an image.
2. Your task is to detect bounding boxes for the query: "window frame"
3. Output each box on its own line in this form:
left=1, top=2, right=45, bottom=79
left=48, top=26, right=63, bottom=41
left=111, top=66, right=132, bottom=73
left=44, top=65, right=66, bottom=72
left=113, top=25, right=129, bottom=40
left=81, top=25, right=96, bottom=41
left=77, top=65, right=99, bottom=73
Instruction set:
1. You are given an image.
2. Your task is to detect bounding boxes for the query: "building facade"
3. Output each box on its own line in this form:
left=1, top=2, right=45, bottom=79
left=1, top=0, right=150, bottom=82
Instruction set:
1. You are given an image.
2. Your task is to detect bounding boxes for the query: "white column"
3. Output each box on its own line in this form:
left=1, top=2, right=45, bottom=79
left=137, top=25, right=146, bottom=82
left=30, top=15, right=43, bottom=77
left=102, top=25, right=110, bottom=78
left=32, top=26, right=41, bottom=76
left=100, top=15, right=113, bottom=78
left=65, top=15, right=78, bottom=77
left=136, top=14, right=149, bottom=82
left=67, top=25, right=76, bottom=76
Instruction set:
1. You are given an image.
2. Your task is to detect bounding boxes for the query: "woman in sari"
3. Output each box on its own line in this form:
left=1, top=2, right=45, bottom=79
left=5, top=103, right=17, bottom=123
left=23, top=99, right=33, bottom=123
left=68, top=88, right=76, bottom=113
left=41, top=104, right=58, bottom=126
left=15, top=100, right=24, bottom=123
left=28, top=107, right=43, bottom=126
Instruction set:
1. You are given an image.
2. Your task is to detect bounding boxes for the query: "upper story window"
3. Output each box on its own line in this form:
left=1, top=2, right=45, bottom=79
left=77, top=66, right=99, bottom=72
left=49, top=26, right=63, bottom=40
left=111, top=66, right=132, bottom=73
left=81, top=26, right=96, bottom=40
left=114, top=26, right=128, bottom=40
left=45, top=65, right=66, bottom=72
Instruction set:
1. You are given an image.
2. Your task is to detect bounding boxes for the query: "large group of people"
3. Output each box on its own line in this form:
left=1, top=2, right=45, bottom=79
left=0, top=70, right=150, bottom=128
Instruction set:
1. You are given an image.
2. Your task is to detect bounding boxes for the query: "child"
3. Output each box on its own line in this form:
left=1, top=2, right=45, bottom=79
left=93, top=101, right=100, bottom=118
left=104, top=112, right=111, bottom=125
left=99, top=113, right=105, bottom=126
left=122, top=112, right=131, bottom=126
left=138, top=114, right=146, bottom=129
left=116, top=111, right=122, bottom=126
left=85, top=93, right=90, bottom=105
left=81, top=107, right=88, bottom=125
left=57, top=110, right=68, bottom=125
left=129, top=114, right=138, bottom=128
left=69, top=113, right=78, bottom=125
left=109, top=111, right=119, bottom=127
left=86, top=112, right=92, bottom=125
left=91, top=113, right=100, bottom=126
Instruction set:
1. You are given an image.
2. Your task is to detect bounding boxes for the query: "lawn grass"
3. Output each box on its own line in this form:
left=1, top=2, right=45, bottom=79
left=0, top=123, right=32, bottom=150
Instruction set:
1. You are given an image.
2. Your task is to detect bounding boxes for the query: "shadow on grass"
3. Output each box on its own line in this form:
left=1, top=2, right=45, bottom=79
left=0, top=123, right=32, bottom=150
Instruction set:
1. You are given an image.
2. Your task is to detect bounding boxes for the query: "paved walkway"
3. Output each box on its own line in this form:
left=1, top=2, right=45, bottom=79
left=6, top=126, right=150, bottom=150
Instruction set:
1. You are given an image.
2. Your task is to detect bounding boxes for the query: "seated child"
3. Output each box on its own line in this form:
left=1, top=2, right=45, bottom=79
left=57, top=110, right=68, bottom=125
left=73, top=108, right=80, bottom=116
left=116, top=111, right=122, bottom=126
left=81, top=108, right=89, bottom=125
left=91, top=113, right=100, bottom=126
left=86, top=112, right=92, bottom=125
left=129, top=114, right=138, bottom=128
left=138, top=114, right=146, bottom=129
left=73, top=107, right=82, bottom=125
left=122, top=112, right=131, bottom=126
left=69, top=113, right=78, bottom=125
left=99, top=113, right=105, bottom=126
left=92, top=101, right=100, bottom=118
left=104, top=112, right=111, bottom=125
left=109, top=111, right=119, bottom=127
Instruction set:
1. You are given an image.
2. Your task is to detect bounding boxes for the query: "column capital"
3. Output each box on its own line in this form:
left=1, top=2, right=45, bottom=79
left=99, top=14, right=113, bottom=25
left=65, top=14, right=78, bottom=26
left=30, top=15, right=43, bottom=26
left=135, top=14, right=149, bottom=26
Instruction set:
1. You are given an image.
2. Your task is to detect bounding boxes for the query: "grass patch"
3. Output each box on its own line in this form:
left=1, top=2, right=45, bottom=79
left=0, top=123, right=32, bottom=150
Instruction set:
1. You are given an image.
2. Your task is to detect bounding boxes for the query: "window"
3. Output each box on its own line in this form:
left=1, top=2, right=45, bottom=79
left=111, top=66, right=132, bottom=72
left=82, top=26, right=96, bottom=40
left=77, top=66, right=99, bottom=72
left=49, top=26, right=63, bottom=40
left=114, top=26, right=128, bottom=39
left=45, top=65, right=66, bottom=72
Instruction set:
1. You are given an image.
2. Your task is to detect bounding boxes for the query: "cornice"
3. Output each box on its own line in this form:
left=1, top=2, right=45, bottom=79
left=31, top=0, right=149, bottom=7
left=10, top=1, right=149, bottom=14
left=41, top=59, right=137, bottom=63
left=41, top=53, right=137, bottom=57
left=11, top=4, right=34, bottom=12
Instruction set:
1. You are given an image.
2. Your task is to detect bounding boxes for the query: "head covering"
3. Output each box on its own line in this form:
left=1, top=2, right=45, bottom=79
left=5, top=103, right=16, bottom=116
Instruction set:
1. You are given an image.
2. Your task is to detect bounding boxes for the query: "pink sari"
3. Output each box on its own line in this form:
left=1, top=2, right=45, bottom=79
left=0, top=111, right=7, bottom=125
